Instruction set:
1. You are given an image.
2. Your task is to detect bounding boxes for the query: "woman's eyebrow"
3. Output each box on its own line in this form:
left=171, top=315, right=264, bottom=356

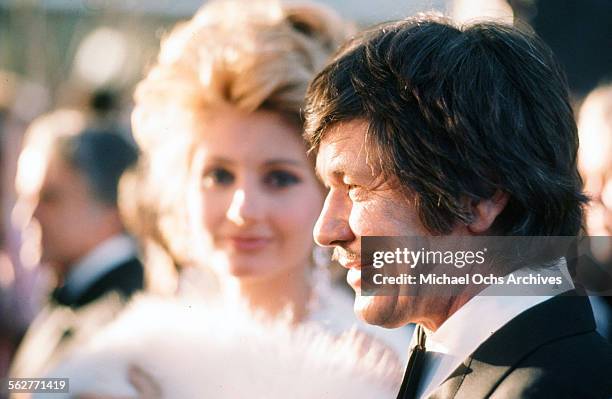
left=205, top=156, right=233, bottom=165
left=263, top=159, right=303, bottom=167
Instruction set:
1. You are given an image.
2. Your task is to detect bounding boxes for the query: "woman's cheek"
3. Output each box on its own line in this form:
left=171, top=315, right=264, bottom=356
left=289, top=190, right=323, bottom=230
left=269, top=196, right=314, bottom=247
left=198, top=192, right=228, bottom=236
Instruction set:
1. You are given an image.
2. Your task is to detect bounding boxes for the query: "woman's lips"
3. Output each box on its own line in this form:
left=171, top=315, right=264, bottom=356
left=226, top=237, right=272, bottom=251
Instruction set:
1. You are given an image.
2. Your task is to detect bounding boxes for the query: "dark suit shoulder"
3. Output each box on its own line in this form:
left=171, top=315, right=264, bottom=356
left=492, top=330, right=612, bottom=399
left=74, top=257, right=144, bottom=307
left=444, top=294, right=612, bottom=399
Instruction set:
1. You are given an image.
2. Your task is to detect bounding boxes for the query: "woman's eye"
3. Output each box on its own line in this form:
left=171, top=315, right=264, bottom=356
left=202, top=167, right=234, bottom=187
left=264, top=170, right=301, bottom=188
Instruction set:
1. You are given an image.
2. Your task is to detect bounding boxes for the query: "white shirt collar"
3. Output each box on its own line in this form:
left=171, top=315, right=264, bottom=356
left=417, top=258, right=574, bottom=398
left=63, top=234, right=138, bottom=301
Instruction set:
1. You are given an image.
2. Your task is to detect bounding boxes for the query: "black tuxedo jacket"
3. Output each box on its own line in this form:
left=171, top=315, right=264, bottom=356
left=416, top=293, right=612, bottom=399
left=51, top=256, right=144, bottom=308
left=10, top=256, right=144, bottom=379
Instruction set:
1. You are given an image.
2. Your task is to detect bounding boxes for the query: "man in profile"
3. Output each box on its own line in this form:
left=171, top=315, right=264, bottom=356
left=305, top=15, right=612, bottom=398
left=10, top=112, right=143, bottom=378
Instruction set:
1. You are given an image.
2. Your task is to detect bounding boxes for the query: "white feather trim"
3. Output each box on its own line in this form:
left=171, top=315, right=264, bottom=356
left=41, top=294, right=402, bottom=398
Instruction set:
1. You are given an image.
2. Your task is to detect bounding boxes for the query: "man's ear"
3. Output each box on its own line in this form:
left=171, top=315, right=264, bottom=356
left=467, top=190, right=509, bottom=234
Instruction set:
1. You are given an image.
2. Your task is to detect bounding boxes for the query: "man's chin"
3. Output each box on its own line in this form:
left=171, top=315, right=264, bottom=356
left=353, top=294, right=404, bottom=328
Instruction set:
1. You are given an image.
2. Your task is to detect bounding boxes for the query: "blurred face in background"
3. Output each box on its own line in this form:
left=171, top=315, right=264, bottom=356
left=578, top=87, right=612, bottom=236
left=187, top=107, right=324, bottom=282
left=33, top=152, right=115, bottom=275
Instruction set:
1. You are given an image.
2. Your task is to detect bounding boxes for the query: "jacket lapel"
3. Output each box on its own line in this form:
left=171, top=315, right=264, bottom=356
left=427, top=292, right=595, bottom=398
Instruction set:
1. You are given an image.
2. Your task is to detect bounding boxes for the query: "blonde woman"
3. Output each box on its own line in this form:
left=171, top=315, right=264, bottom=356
left=41, top=1, right=410, bottom=397
left=122, top=0, right=412, bottom=344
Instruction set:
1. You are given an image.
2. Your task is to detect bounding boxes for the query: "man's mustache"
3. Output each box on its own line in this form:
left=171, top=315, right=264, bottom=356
left=331, top=247, right=359, bottom=263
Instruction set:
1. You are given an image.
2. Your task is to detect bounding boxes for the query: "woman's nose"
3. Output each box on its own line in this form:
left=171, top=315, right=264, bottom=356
left=226, top=183, right=265, bottom=226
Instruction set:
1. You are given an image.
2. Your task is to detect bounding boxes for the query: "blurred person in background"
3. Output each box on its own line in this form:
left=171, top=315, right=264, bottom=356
left=87, top=88, right=132, bottom=135
left=579, top=83, right=612, bottom=237
left=40, top=1, right=410, bottom=397
left=0, top=70, right=52, bottom=383
left=0, top=94, right=13, bottom=381
left=578, top=83, right=612, bottom=340
left=9, top=110, right=142, bottom=380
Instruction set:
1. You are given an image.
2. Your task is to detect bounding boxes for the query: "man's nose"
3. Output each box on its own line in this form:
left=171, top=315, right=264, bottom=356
left=226, top=182, right=265, bottom=226
left=314, top=189, right=355, bottom=247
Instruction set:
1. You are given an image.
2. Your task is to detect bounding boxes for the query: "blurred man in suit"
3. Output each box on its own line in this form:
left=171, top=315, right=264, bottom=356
left=9, top=112, right=142, bottom=379
left=578, top=84, right=612, bottom=341
left=305, top=15, right=612, bottom=399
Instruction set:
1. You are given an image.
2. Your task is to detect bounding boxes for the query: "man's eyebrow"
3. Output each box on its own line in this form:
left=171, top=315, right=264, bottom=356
left=315, top=164, right=344, bottom=184
left=315, top=167, right=324, bottom=182
left=317, top=157, right=375, bottom=184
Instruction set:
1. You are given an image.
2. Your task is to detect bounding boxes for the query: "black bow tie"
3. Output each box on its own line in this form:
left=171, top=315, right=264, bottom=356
left=397, top=324, right=427, bottom=399
left=50, top=286, right=73, bottom=307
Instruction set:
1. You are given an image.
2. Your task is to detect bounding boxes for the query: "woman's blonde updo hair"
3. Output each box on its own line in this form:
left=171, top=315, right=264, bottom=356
left=123, top=0, right=352, bottom=277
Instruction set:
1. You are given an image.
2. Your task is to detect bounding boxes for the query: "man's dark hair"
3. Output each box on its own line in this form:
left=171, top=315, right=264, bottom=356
left=56, top=130, right=139, bottom=207
left=304, top=15, right=587, bottom=236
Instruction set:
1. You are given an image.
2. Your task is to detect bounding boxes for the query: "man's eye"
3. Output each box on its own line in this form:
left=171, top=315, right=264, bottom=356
left=347, top=185, right=365, bottom=200
left=202, top=167, right=234, bottom=187
left=264, top=170, right=301, bottom=188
